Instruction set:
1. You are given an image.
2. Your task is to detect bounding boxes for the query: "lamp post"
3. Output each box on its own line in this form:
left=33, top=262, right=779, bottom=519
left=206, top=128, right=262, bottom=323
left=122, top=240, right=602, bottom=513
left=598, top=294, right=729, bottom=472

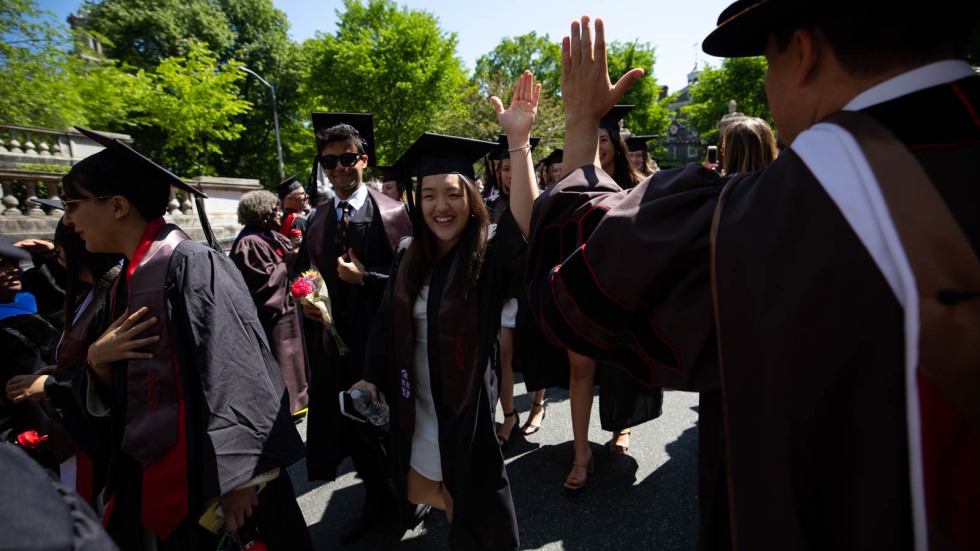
left=238, top=65, right=285, bottom=179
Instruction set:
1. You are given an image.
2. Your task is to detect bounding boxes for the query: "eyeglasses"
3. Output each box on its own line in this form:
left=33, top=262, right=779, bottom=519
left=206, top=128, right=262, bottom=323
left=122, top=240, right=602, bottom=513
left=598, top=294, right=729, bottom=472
left=319, top=153, right=361, bottom=170
left=61, top=195, right=114, bottom=213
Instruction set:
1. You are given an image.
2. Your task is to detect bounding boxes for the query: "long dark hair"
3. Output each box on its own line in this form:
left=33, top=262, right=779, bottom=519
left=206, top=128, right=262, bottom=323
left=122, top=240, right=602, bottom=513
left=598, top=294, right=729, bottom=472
left=55, top=219, right=122, bottom=332
left=403, top=174, right=490, bottom=300
left=599, top=126, right=643, bottom=188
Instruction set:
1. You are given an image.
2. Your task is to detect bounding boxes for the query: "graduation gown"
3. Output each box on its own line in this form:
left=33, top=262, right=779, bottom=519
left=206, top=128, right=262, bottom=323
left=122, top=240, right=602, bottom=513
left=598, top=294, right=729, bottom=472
left=48, top=221, right=310, bottom=550
left=230, top=228, right=309, bottom=415
left=493, top=202, right=568, bottom=391
left=526, top=73, right=980, bottom=549
left=301, top=186, right=411, bottom=481
left=364, top=231, right=519, bottom=551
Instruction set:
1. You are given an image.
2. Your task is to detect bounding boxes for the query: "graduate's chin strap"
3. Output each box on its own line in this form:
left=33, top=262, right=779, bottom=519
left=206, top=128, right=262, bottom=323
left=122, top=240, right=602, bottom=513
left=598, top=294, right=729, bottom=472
left=194, top=195, right=223, bottom=253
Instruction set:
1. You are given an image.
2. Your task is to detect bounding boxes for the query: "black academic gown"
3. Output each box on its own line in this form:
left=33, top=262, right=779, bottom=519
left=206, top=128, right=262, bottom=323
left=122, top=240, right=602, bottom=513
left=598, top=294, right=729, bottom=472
left=526, top=74, right=980, bottom=549
left=493, top=203, right=568, bottom=391
left=364, top=231, right=519, bottom=551
left=301, top=188, right=411, bottom=483
left=48, top=229, right=310, bottom=551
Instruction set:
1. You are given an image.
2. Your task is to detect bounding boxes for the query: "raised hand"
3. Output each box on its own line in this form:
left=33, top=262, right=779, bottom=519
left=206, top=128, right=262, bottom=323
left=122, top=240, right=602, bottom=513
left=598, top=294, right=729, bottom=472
left=561, top=16, right=645, bottom=174
left=490, top=69, right=541, bottom=146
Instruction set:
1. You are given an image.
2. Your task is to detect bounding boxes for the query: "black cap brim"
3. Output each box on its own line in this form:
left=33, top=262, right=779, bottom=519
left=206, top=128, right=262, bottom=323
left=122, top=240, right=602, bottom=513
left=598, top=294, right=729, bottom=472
left=311, top=112, right=376, bottom=167
left=0, top=234, right=30, bottom=262
left=702, top=0, right=781, bottom=57
left=29, top=197, right=63, bottom=211
left=73, top=127, right=206, bottom=198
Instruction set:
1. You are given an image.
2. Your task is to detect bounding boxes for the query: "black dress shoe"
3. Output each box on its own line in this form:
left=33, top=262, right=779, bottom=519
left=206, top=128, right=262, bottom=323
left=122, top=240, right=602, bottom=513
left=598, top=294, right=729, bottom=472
left=339, top=504, right=385, bottom=544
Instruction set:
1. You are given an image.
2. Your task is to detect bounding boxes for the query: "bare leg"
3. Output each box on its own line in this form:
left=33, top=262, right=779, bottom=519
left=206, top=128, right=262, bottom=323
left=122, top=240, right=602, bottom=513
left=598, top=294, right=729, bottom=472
left=567, top=350, right=596, bottom=485
left=521, top=388, right=547, bottom=435
left=496, top=326, right=519, bottom=443
left=407, top=468, right=447, bottom=512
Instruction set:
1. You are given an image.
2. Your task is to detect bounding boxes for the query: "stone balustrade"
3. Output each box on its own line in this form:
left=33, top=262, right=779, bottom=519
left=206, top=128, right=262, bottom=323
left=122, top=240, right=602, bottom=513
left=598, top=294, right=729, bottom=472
left=0, top=124, right=262, bottom=248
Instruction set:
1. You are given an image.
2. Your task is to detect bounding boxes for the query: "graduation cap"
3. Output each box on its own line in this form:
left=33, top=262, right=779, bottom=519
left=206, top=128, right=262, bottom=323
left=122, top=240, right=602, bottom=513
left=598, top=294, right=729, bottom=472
left=539, top=148, right=563, bottom=166
left=625, top=135, right=659, bottom=152
left=274, top=173, right=303, bottom=200
left=73, top=127, right=206, bottom=198
left=70, top=127, right=221, bottom=252
left=396, top=133, right=497, bottom=182
left=0, top=234, right=29, bottom=263
left=491, top=135, right=541, bottom=160
left=311, top=112, right=376, bottom=168
left=29, top=197, right=63, bottom=211
left=394, top=133, right=497, bottom=236
left=600, top=105, right=635, bottom=137
left=378, top=165, right=402, bottom=183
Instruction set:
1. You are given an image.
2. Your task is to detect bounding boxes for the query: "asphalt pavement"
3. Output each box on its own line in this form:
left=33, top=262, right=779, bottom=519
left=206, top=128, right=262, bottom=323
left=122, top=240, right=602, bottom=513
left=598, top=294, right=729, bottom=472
left=288, top=377, right=701, bottom=550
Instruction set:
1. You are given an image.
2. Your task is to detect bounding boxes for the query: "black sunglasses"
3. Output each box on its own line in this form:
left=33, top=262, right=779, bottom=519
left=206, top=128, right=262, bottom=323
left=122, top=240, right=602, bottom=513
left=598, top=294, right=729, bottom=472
left=319, top=153, right=361, bottom=170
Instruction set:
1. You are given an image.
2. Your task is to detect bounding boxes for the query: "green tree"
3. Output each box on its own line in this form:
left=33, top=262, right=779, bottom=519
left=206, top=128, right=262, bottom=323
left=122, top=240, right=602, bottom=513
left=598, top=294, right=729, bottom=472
left=133, top=42, right=251, bottom=176
left=82, top=0, right=235, bottom=70
left=469, top=33, right=565, bottom=157
left=683, top=56, right=770, bottom=144
left=213, top=0, right=304, bottom=187
left=301, top=0, right=469, bottom=164
left=607, top=40, right=670, bottom=139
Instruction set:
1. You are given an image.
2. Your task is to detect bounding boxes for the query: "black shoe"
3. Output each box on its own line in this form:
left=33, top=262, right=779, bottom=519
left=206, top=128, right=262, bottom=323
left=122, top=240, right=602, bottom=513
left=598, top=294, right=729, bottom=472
left=405, top=503, right=431, bottom=532
left=339, top=503, right=385, bottom=544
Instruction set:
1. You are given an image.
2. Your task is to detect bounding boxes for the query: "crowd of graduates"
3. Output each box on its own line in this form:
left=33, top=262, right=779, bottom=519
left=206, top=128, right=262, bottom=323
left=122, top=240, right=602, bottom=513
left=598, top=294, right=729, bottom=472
left=1, top=1, right=979, bottom=550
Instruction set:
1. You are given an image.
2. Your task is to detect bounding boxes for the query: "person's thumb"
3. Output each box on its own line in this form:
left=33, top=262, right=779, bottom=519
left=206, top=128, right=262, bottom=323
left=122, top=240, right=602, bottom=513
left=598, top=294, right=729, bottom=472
left=489, top=96, right=505, bottom=114
left=611, top=68, right=645, bottom=103
left=347, top=247, right=359, bottom=263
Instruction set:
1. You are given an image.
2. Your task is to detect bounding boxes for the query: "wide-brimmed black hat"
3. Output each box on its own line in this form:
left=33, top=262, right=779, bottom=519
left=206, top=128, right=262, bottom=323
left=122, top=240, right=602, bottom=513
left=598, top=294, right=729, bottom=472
left=29, top=198, right=63, bottom=211
left=702, top=0, right=788, bottom=57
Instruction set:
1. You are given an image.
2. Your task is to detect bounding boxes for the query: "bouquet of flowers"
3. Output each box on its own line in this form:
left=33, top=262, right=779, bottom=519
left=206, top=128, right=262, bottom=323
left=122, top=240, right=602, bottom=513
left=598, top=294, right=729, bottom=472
left=290, top=269, right=349, bottom=355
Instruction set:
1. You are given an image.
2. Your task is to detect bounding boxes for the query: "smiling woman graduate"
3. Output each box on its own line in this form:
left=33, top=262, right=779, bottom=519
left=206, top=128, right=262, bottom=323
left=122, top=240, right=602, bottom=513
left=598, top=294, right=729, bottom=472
left=47, top=127, right=311, bottom=550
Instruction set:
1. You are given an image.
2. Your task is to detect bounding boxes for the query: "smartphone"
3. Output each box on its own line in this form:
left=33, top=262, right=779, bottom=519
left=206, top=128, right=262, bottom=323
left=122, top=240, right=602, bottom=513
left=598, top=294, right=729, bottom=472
left=338, top=391, right=369, bottom=424
left=707, top=145, right=719, bottom=165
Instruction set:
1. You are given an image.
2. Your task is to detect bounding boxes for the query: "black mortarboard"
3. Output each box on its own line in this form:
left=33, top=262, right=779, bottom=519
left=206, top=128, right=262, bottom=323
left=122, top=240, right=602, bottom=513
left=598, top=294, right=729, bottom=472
left=29, top=197, right=63, bottom=211
left=599, top=105, right=634, bottom=136
left=73, top=127, right=206, bottom=198
left=274, top=173, right=303, bottom=200
left=71, top=127, right=221, bottom=252
left=311, top=112, right=376, bottom=167
left=626, top=135, right=659, bottom=152
left=396, top=133, right=497, bottom=181
left=540, top=148, right=563, bottom=166
left=378, top=165, right=402, bottom=183
left=491, top=135, right=541, bottom=160
left=0, top=234, right=30, bottom=262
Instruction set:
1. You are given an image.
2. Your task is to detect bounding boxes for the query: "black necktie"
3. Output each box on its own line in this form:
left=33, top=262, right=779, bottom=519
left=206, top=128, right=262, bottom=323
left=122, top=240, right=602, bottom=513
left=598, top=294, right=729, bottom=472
left=336, top=201, right=351, bottom=257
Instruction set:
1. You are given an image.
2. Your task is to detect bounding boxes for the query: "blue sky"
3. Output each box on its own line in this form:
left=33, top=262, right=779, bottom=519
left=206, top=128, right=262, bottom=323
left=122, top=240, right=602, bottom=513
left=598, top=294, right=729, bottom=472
left=37, top=0, right=731, bottom=93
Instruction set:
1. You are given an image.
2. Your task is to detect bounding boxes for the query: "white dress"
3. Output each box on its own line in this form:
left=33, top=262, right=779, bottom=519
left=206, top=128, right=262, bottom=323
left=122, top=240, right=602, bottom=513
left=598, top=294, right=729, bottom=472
left=410, top=285, right=442, bottom=481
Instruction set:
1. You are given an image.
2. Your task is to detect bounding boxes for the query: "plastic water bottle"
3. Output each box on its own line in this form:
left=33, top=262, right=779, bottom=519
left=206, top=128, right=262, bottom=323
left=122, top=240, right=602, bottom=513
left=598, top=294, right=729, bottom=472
left=351, top=390, right=389, bottom=426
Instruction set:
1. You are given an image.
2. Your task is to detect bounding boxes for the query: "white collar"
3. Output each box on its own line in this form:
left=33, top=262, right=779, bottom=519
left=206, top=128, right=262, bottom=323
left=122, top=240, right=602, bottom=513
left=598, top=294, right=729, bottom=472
left=333, top=184, right=368, bottom=211
left=845, top=60, right=976, bottom=111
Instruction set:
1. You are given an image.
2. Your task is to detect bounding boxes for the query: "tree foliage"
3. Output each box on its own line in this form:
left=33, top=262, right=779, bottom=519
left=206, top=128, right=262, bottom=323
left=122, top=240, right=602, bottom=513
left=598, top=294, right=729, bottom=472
left=133, top=42, right=250, bottom=176
left=683, top=56, right=770, bottom=144
left=301, top=0, right=469, bottom=165
left=607, top=40, right=670, bottom=140
left=82, top=0, right=235, bottom=69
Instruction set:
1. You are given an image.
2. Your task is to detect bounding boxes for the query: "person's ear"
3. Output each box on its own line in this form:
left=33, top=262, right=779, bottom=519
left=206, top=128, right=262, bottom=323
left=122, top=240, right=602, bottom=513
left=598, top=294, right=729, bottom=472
left=794, top=27, right=820, bottom=86
left=360, top=154, right=369, bottom=166
left=111, top=195, right=131, bottom=220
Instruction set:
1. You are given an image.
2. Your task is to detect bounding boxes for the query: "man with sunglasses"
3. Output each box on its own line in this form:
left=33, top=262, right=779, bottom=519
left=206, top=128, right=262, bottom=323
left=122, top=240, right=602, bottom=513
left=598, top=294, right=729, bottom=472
left=300, top=113, right=413, bottom=544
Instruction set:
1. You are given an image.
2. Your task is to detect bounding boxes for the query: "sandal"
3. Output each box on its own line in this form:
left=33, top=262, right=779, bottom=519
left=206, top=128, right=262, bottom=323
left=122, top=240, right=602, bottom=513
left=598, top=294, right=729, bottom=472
left=607, top=428, right=631, bottom=455
left=563, top=452, right=595, bottom=491
left=520, top=400, right=547, bottom=435
left=497, top=409, right=520, bottom=446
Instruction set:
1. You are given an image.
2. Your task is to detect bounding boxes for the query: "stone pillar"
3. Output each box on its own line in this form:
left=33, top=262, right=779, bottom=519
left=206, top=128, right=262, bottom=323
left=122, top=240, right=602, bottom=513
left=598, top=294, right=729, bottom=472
left=167, top=189, right=181, bottom=215
left=45, top=182, right=61, bottom=216
left=24, top=181, right=44, bottom=216
left=2, top=181, right=20, bottom=216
